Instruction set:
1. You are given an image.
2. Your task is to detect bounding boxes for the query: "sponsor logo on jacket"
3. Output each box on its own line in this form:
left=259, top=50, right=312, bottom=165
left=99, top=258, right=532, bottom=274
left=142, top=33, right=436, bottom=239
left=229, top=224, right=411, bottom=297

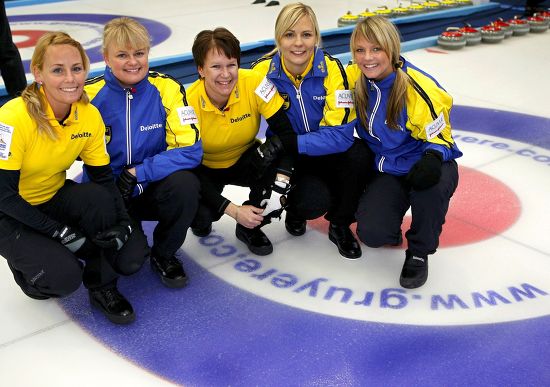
left=70, top=132, right=92, bottom=139
left=231, top=113, right=251, bottom=123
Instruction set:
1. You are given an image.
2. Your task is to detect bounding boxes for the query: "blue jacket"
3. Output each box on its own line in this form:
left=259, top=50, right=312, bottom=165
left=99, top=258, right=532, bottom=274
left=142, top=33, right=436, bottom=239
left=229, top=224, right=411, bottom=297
left=347, top=58, right=462, bottom=175
left=252, top=48, right=354, bottom=156
left=83, top=68, right=202, bottom=195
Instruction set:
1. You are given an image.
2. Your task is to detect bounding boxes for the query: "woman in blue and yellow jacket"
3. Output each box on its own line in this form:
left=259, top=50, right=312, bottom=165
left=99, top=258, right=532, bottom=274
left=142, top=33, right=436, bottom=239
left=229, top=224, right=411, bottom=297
left=84, top=17, right=203, bottom=289
left=348, top=16, right=462, bottom=289
left=252, top=2, right=368, bottom=259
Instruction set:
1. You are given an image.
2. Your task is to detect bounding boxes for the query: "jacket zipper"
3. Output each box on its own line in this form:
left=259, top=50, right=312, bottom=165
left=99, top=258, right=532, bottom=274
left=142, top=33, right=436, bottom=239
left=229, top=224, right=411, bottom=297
left=125, top=89, right=133, bottom=165
left=368, top=80, right=384, bottom=172
left=295, top=83, right=310, bottom=133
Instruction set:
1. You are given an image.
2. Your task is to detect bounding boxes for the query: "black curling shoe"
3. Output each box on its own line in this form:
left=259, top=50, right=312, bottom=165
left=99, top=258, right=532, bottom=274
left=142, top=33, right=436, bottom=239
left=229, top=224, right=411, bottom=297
left=150, top=255, right=188, bottom=288
left=89, top=287, right=135, bottom=324
left=328, top=223, right=362, bottom=259
left=191, top=223, right=212, bottom=237
left=285, top=214, right=307, bottom=236
left=235, top=224, right=273, bottom=256
left=399, top=251, right=429, bottom=289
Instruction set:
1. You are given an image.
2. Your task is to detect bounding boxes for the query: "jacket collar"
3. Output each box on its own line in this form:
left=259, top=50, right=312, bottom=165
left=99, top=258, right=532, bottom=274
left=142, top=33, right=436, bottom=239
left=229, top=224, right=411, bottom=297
left=267, top=47, right=327, bottom=81
left=40, top=87, right=80, bottom=127
left=104, top=66, right=150, bottom=94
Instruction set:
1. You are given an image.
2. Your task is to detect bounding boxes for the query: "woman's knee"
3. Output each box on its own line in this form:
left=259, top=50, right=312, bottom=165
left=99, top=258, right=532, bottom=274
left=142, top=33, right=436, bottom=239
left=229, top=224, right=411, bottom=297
left=356, top=219, right=392, bottom=248
left=37, top=260, right=83, bottom=297
left=114, top=230, right=150, bottom=276
left=77, top=183, right=118, bottom=224
left=288, top=177, right=331, bottom=220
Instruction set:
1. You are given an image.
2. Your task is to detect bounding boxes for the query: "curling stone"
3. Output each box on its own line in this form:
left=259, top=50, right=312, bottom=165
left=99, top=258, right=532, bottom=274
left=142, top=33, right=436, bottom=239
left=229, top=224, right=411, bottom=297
left=534, top=11, right=550, bottom=21
left=391, top=5, right=412, bottom=17
left=408, top=3, right=426, bottom=13
left=440, top=0, right=459, bottom=8
left=508, top=16, right=531, bottom=36
left=357, top=9, right=375, bottom=21
left=480, top=25, right=505, bottom=43
left=527, top=15, right=549, bottom=32
left=337, top=11, right=359, bottom=27
left=374, top=6, right=393, bottom=18
left=458, top=25, right=482, bottom=45
left=437, top=28, right=467, bottom=49
left=492, top=19, right=513, bottom=38
left=422, top=1, right=442, bottom=12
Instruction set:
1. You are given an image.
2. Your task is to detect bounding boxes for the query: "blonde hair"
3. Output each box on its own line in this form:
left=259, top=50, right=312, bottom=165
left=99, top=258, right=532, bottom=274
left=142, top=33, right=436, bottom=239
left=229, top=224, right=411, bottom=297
left=102, top=17, right=151, bottom=55
left=21, top=31, right=90, bottom=140
left=350, top=16, right=409, bottom=130
left=268, top=2, right=321, bottom=56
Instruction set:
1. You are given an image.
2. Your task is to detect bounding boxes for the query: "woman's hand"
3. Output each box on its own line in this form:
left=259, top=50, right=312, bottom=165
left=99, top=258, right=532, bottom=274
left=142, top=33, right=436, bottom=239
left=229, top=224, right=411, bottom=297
left=225, top=203, right=264, bottom=228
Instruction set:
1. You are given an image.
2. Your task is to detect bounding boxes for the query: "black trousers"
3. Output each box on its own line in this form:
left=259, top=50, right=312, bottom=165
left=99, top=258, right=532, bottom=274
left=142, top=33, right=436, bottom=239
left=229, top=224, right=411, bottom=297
left=0, top=181, right=149, bottom=299
left=192, top=143, right=276, bottom=229
left=0, top=0, right=27, bottom=96
left=355, top=160, right=459, bottom=257
left=286, top=139, right=373, bottom=226
left=128, top=170, right=200, bottom=259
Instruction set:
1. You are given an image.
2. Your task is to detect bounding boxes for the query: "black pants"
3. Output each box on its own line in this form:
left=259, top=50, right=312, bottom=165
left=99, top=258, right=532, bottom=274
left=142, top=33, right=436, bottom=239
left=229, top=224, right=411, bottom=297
left=0, top=181, right=149, bottom=299
left=192, top=143, right=275, bottom=229
left=355, top=160, right=459, bottom=257
left=0, top=0, right=27, bottom=96
left=128, top=170, right=200, bottom=259
left=286, top=139, right=373, bottom=226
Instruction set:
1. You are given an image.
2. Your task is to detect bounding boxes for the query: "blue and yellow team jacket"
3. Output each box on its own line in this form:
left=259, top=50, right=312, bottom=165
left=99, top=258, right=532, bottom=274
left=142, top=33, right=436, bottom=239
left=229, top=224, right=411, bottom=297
left=84, top=68, right=202, bottom=195
left=252, top=48, right=354, bottom=156
left=346, top=57, right=462, bottom=175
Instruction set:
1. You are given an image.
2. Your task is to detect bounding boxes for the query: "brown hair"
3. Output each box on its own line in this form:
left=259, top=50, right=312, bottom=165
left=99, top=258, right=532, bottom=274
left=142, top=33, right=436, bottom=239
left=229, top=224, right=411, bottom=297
left=22, top=31, right=89, bottom=140
left=350, top=16, right=409, bottom=130
left=192, top=27, right=241, bottom=69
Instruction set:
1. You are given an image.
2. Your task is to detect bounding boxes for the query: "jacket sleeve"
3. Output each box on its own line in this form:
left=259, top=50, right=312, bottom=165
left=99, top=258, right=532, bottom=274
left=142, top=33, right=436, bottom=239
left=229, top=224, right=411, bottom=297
left=0, top=169, right=61, bottom=236
left=405, top=67, right=462, bottom=162
left=297, top=55, right=354, bottom=156
left=134, top=75, right=203, bottom=183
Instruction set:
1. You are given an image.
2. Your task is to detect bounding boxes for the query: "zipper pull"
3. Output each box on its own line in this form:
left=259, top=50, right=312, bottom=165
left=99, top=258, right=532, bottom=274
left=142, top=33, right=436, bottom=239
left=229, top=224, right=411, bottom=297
left=369, top=81, right=374, bottom=91
left=127, top=88, right=135, bottom=100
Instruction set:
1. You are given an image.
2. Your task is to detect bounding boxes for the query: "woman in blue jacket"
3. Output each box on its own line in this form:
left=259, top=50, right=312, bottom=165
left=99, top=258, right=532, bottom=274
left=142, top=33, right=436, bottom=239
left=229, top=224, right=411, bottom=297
left=252, top=3, right=369, bottom=259
left=347, top=16, right=462, bottom=289
left=85, top=17, right=203, bottom=288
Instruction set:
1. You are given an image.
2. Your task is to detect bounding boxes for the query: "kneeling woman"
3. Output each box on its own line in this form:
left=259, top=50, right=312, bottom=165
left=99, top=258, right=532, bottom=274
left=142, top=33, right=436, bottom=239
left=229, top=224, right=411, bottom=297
left=348, top=17, right=462, bottom=288
left=0, top=32, right=149, bottom=324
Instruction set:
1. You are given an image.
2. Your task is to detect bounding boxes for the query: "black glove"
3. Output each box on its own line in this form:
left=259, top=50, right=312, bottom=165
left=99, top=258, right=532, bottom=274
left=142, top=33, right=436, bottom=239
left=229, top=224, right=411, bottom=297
left=53, top=225, right=86, bottom=253
left=260, top=179, right=292, bottom=219
left=406, top=150, right=443, bottom=190
left=93, top=223, right=133, bottom=250
left=250, top=135, right=285, bottom=178
left=116, top=167, right=137, bottom=204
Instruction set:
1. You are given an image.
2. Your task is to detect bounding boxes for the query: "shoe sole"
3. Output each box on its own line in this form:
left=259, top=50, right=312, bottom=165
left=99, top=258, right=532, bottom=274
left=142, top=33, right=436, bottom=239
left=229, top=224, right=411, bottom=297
left=328, top=233, right=362, bottom=259
left=236, top=229, right=273, bottom=256
left=285, top=223, right=306, bottom=237
left=399, top=262, right=428, bottom=289
left=89, top=295, right=136, bottom=325
left=150, top=262, right=189, bottom=289
left=191, top=226, right=212, bottom=237
left=399, top=274, right=428, bottom=289
left=159, top=275, right=189, bottom=289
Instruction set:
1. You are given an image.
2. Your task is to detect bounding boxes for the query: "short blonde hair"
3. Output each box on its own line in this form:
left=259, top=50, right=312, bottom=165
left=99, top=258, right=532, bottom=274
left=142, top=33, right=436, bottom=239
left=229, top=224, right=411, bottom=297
left=274, top=2, right=321, bottom=48
left=102, top=17, right=151, bottom=54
